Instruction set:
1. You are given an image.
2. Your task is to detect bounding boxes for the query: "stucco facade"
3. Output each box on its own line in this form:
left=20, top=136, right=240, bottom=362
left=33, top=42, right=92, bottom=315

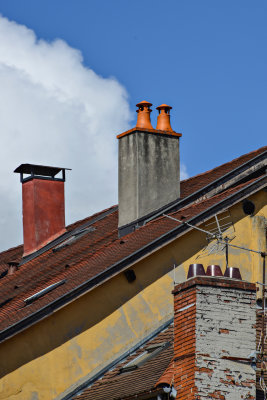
left=0, top=190, right=266, bottom=400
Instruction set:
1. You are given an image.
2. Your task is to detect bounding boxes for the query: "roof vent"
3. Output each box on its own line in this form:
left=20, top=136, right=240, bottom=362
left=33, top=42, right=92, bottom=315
left=206, top=264, right=223, bottom=277
left=224, top=267, right=242, bottom=280
left=187, top=263, right=206, bottom=279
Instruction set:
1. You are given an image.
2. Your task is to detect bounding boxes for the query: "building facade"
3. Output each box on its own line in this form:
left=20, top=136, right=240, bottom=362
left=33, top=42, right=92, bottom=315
left=0, top=102, right=266, bottom=399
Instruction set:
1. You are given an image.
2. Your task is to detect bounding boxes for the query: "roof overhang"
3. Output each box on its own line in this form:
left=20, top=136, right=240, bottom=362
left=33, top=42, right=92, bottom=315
left=0, top=174, right=265, bottom=344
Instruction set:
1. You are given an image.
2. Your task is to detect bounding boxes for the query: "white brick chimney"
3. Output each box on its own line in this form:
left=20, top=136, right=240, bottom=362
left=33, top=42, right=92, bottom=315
left=173, top=276, right=257, bottom=399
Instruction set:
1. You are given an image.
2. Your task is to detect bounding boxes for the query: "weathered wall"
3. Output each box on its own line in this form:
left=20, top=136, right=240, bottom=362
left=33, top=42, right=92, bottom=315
left=118, top=131, right=180, bottom=227
left=22, top=179, right=66, bottom=256
left=176, top=191, right=267, bottom=293
left=173, top=278, right=256, bottom=400
left=196, top=284, right=256, bottom=399
left=0, top=191, right=265, bottom=400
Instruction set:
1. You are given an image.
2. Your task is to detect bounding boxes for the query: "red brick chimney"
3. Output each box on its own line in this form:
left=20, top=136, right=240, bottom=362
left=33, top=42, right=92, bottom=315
left=14, top=164, right=70, bottom=257
left=173, top=275, right=256, bottom=399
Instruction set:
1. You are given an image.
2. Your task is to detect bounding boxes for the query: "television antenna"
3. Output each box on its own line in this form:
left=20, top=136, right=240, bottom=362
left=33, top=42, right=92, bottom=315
left=164, top=212, right=267, bottom=397
left=194, top=211, right=235, bottom=261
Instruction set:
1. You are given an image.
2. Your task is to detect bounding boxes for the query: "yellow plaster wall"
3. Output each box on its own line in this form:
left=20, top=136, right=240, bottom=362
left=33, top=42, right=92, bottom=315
left=0, top=191, right=266, bottom=400
left=176, top=191, right=267, bottom=286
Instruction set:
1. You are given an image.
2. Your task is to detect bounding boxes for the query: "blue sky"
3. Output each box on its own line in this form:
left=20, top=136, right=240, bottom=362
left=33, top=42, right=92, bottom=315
left=1, top=0, right=266, bottom=174
left=0, top=1, right=266, bottom=249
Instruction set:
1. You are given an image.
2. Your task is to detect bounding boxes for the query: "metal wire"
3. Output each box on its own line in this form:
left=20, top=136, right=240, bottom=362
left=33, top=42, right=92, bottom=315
left=163, top=214, right=266, bottom=257
left=163, top=214, right=216, bottom=237
left=164, top=211, right=267, bottom=394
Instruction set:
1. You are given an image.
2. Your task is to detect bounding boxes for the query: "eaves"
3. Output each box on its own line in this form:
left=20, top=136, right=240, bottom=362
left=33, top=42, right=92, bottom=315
left=145, top=148, right=267, bottom=222
left=119, top=148, right=267, bottom=234
left=0, top=174, right=266, bottom=344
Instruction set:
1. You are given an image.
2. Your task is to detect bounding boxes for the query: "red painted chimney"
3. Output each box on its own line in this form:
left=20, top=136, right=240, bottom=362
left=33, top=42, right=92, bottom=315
left=14, top=164, right=70, bottom=257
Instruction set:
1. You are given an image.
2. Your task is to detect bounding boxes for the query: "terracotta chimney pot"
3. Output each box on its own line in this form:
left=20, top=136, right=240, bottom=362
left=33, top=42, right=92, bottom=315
left=117, top=101, right=181, bottom=234
left=136, top=100, right=153, bottom=130
left=156, top=104, right=173, bottom=132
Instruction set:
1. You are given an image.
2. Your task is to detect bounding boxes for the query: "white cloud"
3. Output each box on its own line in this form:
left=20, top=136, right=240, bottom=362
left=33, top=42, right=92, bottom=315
left=0, top=16, right=190, bottom=252
left=180, top=163, right=189, bottom=180
left=0, top=15, right=132, bottom=251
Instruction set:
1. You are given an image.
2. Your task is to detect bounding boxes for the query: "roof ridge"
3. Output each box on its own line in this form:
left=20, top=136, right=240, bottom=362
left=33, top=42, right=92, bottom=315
left=73, top=175, right=262, bottom=265
left=141, top=174, right=265, bottom=231
left=155, top=357, right=174, bottom=387
left=173, top=175, right=262, bottom=215
left=0, top=173, right=264, bottom=342
left=0, top=206, right=118, bottom=258
left=0, top=244, right=23, bottom=257
left=66, top=204, right=118, bottom=231
left=1, top=147, right=264, bottom=258
left=180, top=145, right=267, bottom=184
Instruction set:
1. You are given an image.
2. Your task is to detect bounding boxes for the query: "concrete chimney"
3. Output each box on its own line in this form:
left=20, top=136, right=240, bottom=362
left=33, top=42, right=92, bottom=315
left=173, top=275, right=256, bottom=399
left=14, top=164, right=70, bottom=257
left=117, top=101, right=182, bottom=235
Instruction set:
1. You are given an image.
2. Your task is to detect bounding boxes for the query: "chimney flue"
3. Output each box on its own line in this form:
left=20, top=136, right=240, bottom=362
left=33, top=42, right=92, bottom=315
left=156, top=104, right=173, bottom=132
left=136, top=100, right=153, bottom=130
left=14, top=164, right=70, bottom=257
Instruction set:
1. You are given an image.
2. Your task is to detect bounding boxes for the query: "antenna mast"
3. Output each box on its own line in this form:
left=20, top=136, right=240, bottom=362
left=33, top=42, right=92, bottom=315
left=163, top=212, right=267, bottom=396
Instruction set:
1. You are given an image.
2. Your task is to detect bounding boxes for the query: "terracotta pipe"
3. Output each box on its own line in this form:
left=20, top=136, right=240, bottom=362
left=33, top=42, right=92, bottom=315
left=136, top=101, right=153, bottom=130
left=156, top=104, right=173, bottom=132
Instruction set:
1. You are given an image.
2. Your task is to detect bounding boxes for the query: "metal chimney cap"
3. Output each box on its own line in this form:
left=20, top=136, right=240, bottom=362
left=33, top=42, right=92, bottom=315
left=14, top=164, right=71, bottom=176
left=14, top=164, right=71, bottom=183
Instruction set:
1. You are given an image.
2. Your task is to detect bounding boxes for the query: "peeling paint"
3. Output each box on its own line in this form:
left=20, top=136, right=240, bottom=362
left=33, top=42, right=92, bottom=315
left=31, top=392, right=39, bottom=400
left=0, top=191, right=265, bottom=400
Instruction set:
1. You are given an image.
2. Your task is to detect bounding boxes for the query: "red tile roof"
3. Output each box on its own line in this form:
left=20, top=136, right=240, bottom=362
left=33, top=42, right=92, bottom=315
left=155, top=358, right=174, bottom=387
left=0, top=146, right=265, bottom=339
left=180, top=145, right=266, bottom=198
left=72, top=324, right=174, bottom=400
left=72, top=287, right=266, bottom=400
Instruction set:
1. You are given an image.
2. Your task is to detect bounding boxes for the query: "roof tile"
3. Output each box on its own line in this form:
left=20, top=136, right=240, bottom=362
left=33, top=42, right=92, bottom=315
left=0, top=146, right=265, bottom=335
left=72, top=325, right=174, bottom=400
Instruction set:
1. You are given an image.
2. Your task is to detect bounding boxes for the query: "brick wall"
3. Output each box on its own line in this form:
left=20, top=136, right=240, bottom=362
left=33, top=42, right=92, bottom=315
left=173, top=277, right=256, bottom=400
left=173, top=285, right=197, bottom=399
left=256, top=312, right=267, bottom=399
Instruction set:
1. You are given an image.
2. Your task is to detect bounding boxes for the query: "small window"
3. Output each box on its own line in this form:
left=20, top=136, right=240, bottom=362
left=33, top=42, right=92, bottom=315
left=24, top=280, right=66, bottom=304
left=120, top=342, right=170, bottom=373
left=53, top=227, right=95, bottom=252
